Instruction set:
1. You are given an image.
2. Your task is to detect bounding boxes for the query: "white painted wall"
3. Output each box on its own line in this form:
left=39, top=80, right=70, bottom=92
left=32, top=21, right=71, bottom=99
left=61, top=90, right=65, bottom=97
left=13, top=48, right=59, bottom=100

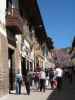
left=0, top=0, right=6, bottom=24
left=0, top=0, right=6, bottom=37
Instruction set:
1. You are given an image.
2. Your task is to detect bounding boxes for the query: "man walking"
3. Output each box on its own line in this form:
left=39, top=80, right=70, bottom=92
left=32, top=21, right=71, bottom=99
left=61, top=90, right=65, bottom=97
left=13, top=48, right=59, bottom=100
left=55, top=66, right=63, bottom=89
left=39, top=68, right=46, bottom=92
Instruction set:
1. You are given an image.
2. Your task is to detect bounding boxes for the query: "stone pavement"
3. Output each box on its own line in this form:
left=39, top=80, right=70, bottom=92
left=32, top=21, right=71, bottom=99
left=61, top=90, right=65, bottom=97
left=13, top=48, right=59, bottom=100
left=47, top=73, right=75, bottom=100
left=1, top=73, right=75, bottom=100
left=0, top=87, right=53, bottom=100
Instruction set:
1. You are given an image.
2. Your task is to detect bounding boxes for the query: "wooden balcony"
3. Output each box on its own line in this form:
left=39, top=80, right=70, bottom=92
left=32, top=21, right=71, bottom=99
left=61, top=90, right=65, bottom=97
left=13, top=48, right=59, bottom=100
left=6, top=8, right=23, bottom=33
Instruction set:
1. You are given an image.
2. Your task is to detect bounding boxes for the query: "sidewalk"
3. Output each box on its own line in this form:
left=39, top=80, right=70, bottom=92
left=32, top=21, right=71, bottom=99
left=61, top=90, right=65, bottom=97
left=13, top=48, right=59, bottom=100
left=0, top=87, right=53, bottom=100
left=1, top=74, right=75, bottom=100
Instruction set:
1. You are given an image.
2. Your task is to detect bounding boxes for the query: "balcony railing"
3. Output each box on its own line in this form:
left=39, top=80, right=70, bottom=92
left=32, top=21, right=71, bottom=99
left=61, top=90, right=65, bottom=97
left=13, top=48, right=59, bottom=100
left=6, top=7, right=23, bottom=33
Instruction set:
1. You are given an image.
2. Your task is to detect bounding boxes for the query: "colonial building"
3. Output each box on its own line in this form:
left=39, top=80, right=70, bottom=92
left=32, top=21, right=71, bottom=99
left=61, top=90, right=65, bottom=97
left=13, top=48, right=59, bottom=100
left=0, top=0, right=24, bottom=96
left=21, top=22, right=34, bottom=73
left=20, top=0, right=48, bottom=71
left=0, top=0, right=54, bottom=97
left=45, top=37, right=54, bottom=69
left=0, top=0, right=8, bottom=96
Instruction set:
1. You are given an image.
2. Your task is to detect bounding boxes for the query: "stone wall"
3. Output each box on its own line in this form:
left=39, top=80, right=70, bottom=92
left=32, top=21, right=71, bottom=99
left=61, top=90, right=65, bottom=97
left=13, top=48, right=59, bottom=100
left=0, top=33, right=9, bottom=97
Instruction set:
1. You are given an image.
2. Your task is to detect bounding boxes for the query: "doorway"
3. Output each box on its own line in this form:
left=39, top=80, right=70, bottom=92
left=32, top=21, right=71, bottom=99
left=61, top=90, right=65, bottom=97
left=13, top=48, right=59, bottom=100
left=21, top=57, right=27, bottom=76
left=8, top=48, right=15, bottom=92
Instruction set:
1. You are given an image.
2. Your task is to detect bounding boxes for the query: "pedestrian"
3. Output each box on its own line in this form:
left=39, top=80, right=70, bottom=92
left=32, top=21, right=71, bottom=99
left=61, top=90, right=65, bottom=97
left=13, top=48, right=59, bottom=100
left=49, top=68, right=54, bottom=89
left=34, top=71, right=39, bottom=89
left=16, top=71, right=22, bottom=95
left=39, top=68, right=46, bottom=92
left=45, top=69, right=49, bottom=87
left=28, top=71, right=33, bottom=87
left=23, top=71, right=30, bottom=95
left=68, top=68, right=72, bottom=83
left=55, top=66, right=63, bottom=90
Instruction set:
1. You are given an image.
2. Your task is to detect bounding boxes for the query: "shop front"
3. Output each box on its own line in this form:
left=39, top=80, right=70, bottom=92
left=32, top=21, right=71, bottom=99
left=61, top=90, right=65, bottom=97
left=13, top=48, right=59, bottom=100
left=21, top=39, right=34, bottom=76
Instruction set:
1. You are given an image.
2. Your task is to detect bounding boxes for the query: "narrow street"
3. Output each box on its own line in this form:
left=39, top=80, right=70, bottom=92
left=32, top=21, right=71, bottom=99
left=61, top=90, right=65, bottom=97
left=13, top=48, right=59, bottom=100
left=47, top=74, right=75, bottom=100
left=0, top=0, right=75, bottom=100
left=1, top=73, right=75, bottom=100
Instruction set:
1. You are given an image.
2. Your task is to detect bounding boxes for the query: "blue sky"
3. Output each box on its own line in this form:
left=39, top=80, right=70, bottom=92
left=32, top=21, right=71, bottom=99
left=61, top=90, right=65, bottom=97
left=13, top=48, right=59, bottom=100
left=37, top=0, right=75, bottom=48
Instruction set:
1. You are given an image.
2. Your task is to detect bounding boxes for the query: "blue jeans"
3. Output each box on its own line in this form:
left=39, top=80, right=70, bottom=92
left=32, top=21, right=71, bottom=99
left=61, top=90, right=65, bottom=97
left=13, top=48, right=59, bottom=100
left=16, top=80, right=19, bottom=95
left=16, top=80, right=21, bottom=95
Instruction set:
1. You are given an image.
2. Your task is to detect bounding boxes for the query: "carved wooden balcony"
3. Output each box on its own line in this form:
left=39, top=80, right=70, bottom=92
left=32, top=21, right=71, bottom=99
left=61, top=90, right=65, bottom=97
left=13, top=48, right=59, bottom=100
left=6, top=7, right=23, bottom=33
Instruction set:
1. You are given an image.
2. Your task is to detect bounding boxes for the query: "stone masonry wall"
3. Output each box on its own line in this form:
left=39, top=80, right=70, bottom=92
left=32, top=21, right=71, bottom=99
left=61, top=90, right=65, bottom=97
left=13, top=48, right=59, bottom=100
left=0, top=33, right=9, bottom=97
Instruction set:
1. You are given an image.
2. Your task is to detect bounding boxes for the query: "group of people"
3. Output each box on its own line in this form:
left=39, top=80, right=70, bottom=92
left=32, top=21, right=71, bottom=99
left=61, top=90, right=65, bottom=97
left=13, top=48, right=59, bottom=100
left=15, top=66, right=64, bottom=95
left=39, top=66, right=63, bottom=90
